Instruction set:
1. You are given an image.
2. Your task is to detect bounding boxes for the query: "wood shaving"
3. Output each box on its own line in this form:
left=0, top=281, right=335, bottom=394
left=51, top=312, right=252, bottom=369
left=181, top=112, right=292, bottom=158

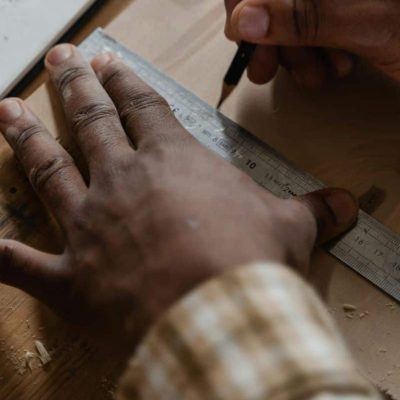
left=343, top=304, right=357, bottom=312
left=34, top=340, right=51, bottom=365
left=19, top=351, right=35, bottom=374
left=385, top=303, right=396, bottom=311
left=23, top=351, right=35, bottom=371
left=379, top=347, right=388, bottom=353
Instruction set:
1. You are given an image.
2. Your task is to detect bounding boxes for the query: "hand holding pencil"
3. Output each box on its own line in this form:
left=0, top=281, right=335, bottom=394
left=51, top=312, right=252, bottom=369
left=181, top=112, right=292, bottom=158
left=222, top=0, right=364, bottom=92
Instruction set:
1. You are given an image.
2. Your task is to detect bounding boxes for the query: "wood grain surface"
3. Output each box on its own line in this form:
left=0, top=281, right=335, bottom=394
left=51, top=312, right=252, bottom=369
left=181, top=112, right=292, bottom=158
left=1, top=0, right=400, bottom=399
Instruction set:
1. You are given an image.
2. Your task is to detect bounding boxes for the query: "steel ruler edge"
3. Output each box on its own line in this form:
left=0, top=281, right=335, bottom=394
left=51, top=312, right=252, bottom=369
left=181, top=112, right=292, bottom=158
left=79, top=28, right=400, bottom=302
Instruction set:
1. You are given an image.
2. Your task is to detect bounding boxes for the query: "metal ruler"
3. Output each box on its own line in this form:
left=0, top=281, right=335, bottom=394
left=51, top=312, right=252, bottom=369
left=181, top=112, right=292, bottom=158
left=80, top=29, right=400, bottom=302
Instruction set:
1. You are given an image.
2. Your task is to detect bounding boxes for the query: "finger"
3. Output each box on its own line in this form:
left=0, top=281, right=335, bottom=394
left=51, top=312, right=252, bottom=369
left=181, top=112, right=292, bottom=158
left=247, top=45, right=279, bottom=84
left=91, top=54, right=187, bottom=149
left=45, top=44, right=132, bottom=170
left=0, top=239, right=66, bottom=301
left=229, top=0, right=389, bottom=54
left=225, top=0, right=242, bottom=39
left=296, top=188, right=358, bottom=244
left=0, top=98, right=86, bottom=227
left=225, top=0, right=241, bottom=17
left=279, top=47, right=328, bottom=89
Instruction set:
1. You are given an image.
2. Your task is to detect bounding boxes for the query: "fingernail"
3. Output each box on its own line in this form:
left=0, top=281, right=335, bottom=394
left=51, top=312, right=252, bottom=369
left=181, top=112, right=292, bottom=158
left=324, top=190, right=358, bottom=226
left=237, top=5, right=270, bottom=40
left=91, top=53, right=113, bottom=72
left=46, top=44, right=73, bottom=66
left=0, top=99, right=23, bottom=123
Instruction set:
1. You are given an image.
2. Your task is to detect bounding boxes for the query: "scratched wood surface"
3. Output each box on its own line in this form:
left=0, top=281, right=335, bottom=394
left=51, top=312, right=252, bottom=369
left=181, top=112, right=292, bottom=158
left=1, top=0, right=400, bottom=398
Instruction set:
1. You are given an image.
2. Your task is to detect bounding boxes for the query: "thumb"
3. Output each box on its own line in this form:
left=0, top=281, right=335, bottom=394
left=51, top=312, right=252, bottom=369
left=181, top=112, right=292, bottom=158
left=297, top=188, right=358, bottom=244
left=229, top=0, right=387, bottom=52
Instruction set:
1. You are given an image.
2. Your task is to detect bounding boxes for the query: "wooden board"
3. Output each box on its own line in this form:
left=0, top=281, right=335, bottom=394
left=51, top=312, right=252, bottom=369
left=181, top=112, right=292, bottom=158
left=0, top=0, right=400, bottom=398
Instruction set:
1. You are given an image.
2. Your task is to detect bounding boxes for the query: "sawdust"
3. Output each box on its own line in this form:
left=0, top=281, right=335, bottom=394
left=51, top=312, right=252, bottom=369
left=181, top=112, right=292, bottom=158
left=100, top=376, right=116, bottom=399
left=0, top=338, right=53, bottom=376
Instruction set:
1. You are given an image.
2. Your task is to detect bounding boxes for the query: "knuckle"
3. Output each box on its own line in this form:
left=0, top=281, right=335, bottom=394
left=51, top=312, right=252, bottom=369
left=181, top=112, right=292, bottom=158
left=70, top=102, right=117, bottom=131
left=276, top=199, right=317, bottom=240
left=276, top=200, right=302, bottom=226
left=294, top=195, right=336, bottom=238
left=98, top=61, right=174, bottom=126
left=101, top=63, right=126, bottom=90
left=13, top=124, right=43, bottom=154
left=120, top=90, right=170, bottom=123
left=273, top=200, right=316, bottom=267
left=292, top=0, right=320, bottom=42
left=29, top=156, right=74, bottom=189
left=57, top=66, right=91, bottom=98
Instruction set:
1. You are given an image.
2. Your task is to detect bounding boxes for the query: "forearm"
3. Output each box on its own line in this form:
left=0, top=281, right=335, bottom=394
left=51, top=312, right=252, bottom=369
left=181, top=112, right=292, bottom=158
left=117, top=262, right=380, bottom=400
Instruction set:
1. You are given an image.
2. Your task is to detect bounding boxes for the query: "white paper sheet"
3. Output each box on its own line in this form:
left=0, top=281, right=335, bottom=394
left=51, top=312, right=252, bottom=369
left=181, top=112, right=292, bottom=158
left=0, top=0, right=95, bottom=97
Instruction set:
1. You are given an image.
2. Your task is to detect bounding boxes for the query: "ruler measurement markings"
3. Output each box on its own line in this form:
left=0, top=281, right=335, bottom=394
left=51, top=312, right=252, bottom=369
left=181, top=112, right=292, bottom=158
left=358, top=220, right=389, bottom=244
left=360, top=218, right=385, bottom=238
left=80, top=30, right=400, bottom=302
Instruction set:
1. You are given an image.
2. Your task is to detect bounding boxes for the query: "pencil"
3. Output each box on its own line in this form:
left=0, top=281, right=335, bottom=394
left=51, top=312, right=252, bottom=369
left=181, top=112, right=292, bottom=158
left=217, top=42, right=257, bottom=109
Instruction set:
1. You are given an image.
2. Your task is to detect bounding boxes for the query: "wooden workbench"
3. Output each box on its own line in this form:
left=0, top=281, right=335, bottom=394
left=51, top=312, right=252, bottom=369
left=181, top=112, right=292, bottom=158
left=1, top=0, right=400, bottom=399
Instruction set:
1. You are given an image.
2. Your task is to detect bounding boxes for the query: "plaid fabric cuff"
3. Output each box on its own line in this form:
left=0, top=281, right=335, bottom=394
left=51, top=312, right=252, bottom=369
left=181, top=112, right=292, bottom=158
left=117, top=262, right=380, bottom=400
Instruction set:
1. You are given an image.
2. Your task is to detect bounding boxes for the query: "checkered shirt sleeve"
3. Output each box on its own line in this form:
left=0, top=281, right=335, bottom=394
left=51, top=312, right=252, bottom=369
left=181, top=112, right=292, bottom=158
left=117, top=262, right=380, bottom=400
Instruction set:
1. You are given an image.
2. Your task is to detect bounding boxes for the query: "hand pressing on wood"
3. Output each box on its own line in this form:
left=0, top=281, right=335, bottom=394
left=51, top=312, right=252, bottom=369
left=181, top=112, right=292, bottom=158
left=225, top=0, right=400, bottom=88
left=0, top=44, right=357, bottom=349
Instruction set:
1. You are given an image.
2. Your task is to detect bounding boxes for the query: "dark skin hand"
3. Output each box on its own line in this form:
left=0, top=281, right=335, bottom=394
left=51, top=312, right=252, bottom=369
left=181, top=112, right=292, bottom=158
left=225, top=0, right=400, bottom=88
left=0, top=44, right=358, bottom=351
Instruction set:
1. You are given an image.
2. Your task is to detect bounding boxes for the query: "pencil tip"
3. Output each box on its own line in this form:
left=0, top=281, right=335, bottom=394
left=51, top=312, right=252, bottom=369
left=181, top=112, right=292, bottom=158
left=216, top=83, right=235, bottom=110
